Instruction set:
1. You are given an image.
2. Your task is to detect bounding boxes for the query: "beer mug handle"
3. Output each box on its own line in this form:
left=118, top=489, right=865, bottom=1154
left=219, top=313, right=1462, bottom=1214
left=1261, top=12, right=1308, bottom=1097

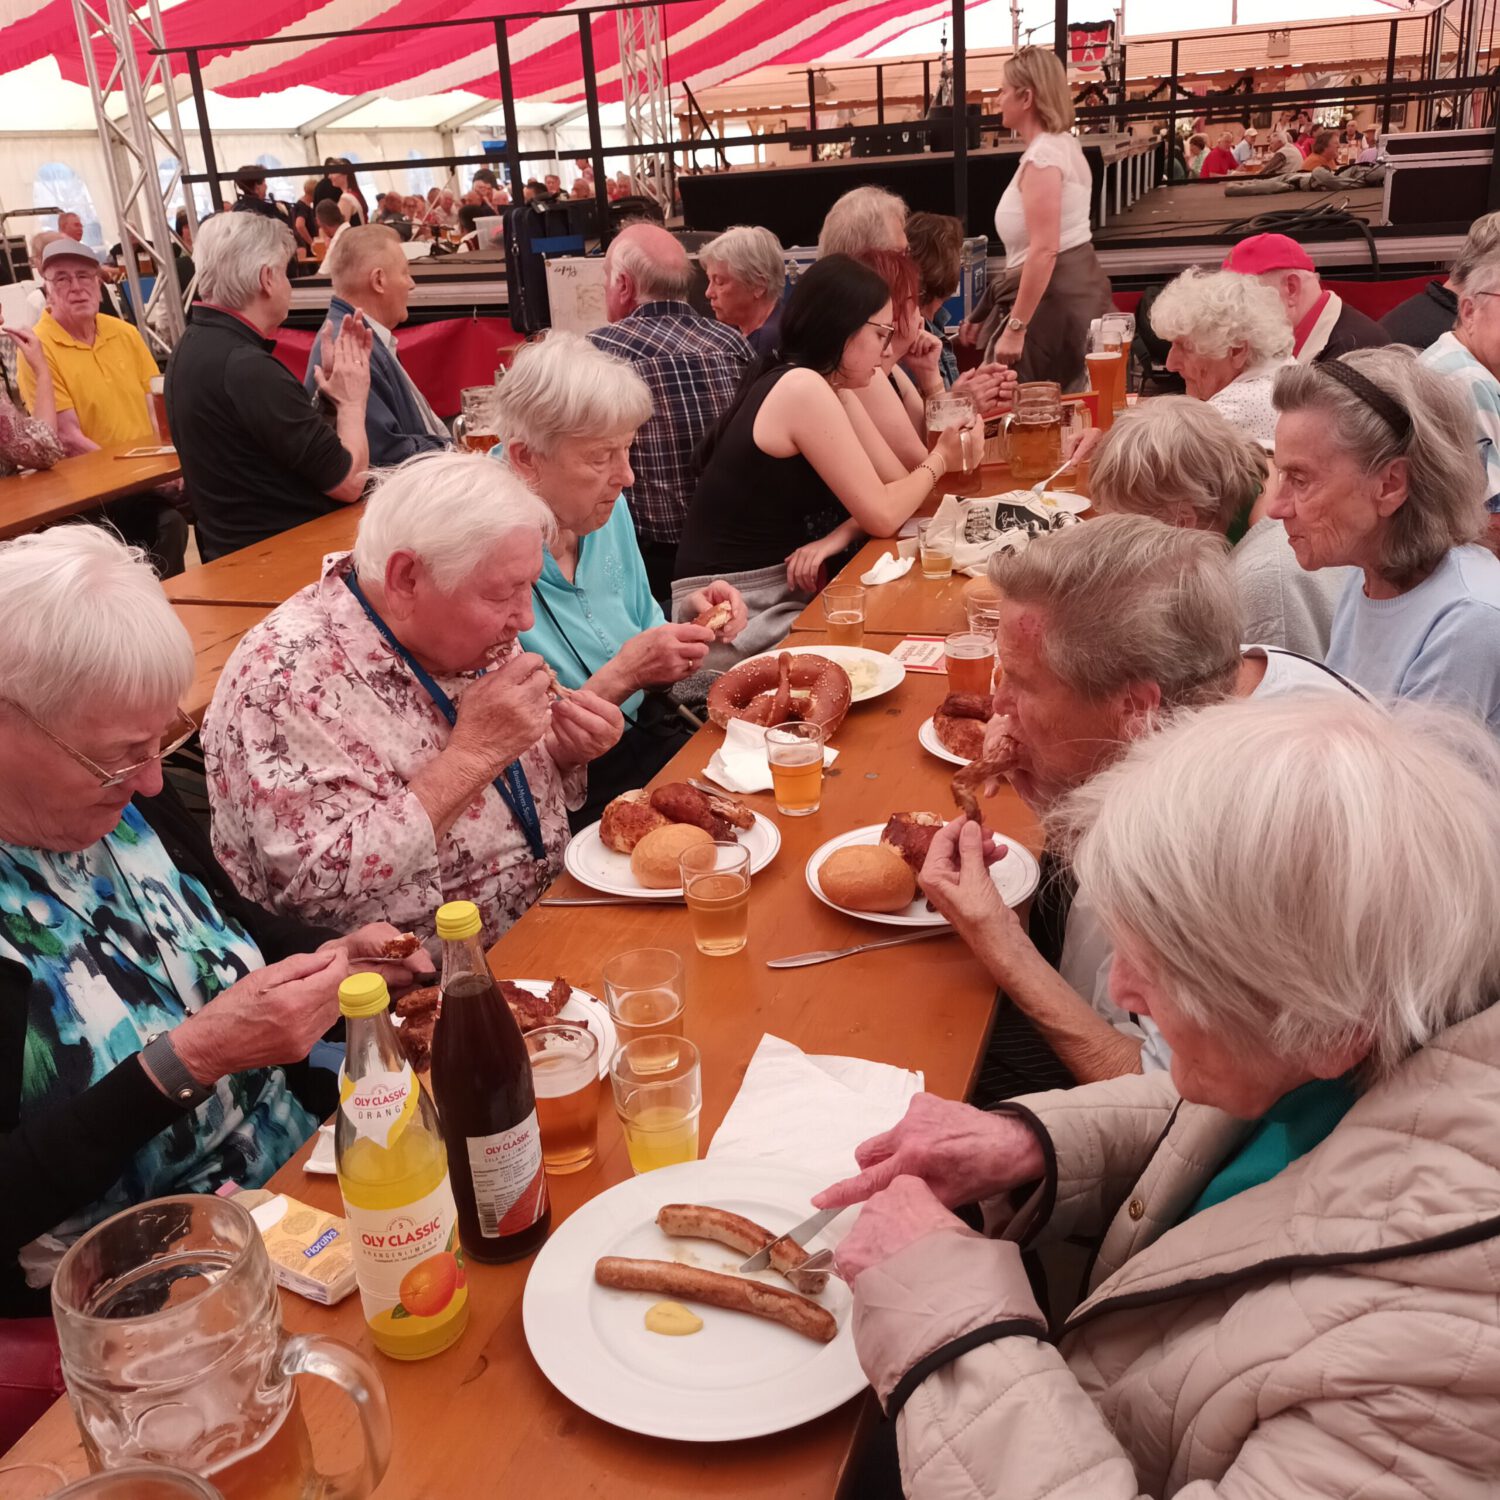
left=280, top=1333, right=392, bottom=1500
left=452, top=413, right=468, bottom=446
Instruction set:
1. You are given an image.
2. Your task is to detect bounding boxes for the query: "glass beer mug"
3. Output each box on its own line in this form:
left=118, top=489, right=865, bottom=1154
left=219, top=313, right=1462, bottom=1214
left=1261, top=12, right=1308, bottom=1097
left=52, top=1196, right=391, bottom=1500
left=453, top=385, right=500, bottom=454
left=924, top=391, right=980, bottom=474
left=1000, top=381, right=1065, bottom=483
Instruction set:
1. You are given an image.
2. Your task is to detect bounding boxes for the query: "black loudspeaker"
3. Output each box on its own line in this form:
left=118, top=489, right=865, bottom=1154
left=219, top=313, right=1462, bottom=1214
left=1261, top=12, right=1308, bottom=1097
left=1385, top=160, right=1491, bottom=227
left=500, top=205, right=553, bottom=334
left=925, top=103, right=982, bottom=153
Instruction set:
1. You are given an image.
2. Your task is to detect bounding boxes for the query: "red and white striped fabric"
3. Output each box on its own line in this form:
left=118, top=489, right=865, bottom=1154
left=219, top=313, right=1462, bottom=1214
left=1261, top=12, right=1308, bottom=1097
left=7, top=0, right=965, bottom=105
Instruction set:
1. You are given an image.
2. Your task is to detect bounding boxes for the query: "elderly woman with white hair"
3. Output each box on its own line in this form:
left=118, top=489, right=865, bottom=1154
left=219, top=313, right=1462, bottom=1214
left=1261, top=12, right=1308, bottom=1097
left=0, top=527, right=432, bottom=1320
left=1152, top=266, right=1293, bottom=448
left=1270, top=346, right=1500, bottom=729
left=700, top=224, right=787, bottom=355
left=1090, top=395, right=1354, bottom=656
left=818, top=694, right=1500, bottom=1497
left=494, top=334, right=746, bottom=822
left=204, top=451, right=624, bottom=945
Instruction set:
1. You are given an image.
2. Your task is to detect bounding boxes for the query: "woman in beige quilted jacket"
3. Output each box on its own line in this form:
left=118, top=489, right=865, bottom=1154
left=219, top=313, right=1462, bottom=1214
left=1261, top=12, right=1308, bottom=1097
left=817, top=694, right=1500, bottom=1498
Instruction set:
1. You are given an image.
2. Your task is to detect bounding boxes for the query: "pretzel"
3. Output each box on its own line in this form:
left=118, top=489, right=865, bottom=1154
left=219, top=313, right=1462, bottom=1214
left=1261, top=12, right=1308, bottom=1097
left=707, top=652, right=852, bottom=737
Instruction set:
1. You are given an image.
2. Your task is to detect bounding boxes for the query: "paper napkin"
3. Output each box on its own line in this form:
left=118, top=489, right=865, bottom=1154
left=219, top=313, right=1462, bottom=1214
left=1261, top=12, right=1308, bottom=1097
left=704, top=718, right=838, bottom=794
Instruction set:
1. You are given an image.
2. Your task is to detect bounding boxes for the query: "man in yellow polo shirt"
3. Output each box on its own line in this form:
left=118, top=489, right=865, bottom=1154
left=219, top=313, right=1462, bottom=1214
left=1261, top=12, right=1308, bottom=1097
left=19, top=239, right=186, bottom=573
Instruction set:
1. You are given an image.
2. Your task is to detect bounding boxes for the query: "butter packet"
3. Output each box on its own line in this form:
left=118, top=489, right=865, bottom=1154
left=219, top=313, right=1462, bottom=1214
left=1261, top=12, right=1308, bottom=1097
left=246, top=1192, right=358, bottom=1305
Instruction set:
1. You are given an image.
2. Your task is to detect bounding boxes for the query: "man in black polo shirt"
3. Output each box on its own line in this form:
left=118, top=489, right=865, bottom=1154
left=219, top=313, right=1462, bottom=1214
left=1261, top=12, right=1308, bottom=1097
left=165, top=211, right=371, bottom=561
left=230, top=164, right=293, bottom=228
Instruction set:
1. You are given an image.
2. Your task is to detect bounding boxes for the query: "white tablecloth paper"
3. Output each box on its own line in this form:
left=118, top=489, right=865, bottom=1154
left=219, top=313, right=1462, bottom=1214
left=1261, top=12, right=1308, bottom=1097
left=707, top=1034, right=924, bottom=1202
left=704, top=718, right=838, bottom=794
left=859, top=550, right=914, bottom=585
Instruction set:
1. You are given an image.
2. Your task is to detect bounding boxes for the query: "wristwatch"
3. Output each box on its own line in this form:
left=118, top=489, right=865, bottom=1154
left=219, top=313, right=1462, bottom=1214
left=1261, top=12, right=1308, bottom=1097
left=1006, top=315, right=1029, bottom=333
left=140, top=1032, right=215, bottom=1110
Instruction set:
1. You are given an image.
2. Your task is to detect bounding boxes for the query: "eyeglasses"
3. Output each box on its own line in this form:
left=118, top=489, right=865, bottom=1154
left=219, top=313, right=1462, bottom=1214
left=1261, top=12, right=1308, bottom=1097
left=12, top=703, right=197, bottom=788
left=866, top=320, right=898, bottom=351
left=45, top=271, right=99, bottom=288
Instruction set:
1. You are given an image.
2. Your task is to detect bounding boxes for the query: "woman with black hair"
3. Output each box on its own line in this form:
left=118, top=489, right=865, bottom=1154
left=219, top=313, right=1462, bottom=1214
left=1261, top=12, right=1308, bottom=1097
left=670, top=254, right=970, bottom=653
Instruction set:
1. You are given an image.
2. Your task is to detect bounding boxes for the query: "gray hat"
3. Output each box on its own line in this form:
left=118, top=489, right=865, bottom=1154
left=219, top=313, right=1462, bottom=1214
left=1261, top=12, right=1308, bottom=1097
left=40, top=239, right=100, bottom=271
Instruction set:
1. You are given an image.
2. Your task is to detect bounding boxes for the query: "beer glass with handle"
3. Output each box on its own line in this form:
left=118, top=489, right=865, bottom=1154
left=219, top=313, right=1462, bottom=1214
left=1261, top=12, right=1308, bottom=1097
left=52, top=1195, right=391, bottom=1500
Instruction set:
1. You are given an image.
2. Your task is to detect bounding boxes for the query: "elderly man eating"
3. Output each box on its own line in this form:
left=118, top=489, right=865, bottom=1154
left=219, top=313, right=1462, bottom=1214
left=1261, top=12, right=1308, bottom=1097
left=818, top=694, right=1500, bottom=1498
left=203, top=450, right=623, bottom=946
left=306, top=224, right=452, bottom=467
left=939, top=516, right=1361, bottom=1103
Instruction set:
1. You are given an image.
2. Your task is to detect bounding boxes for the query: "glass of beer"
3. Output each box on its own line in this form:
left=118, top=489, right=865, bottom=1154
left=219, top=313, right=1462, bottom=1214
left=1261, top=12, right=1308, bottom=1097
left=924, top=391, right=979, bottom=473
left=525, top=1023, right=601, bottom=1174
left=766, top=721, right=825, bottom=816
left=0, top=1469, right=224, bottom=1499
left=1002, top=381, right=1065, bottom=483
left=454, top=384, right=500, bottom=453
left=966, top=591, right=1004, bottom=645
left=680, top=840, right=751, bottom=956
left=51, top=1195, right=391, bottom=1500
left=610, top=1036, right=702, bottom=1174
left=946, top=632, right=998, bottom=696
left=1083, top=352, right=1120, bottom=432
left=602, top=948, right=684, bottom=1052
left=822, top=584, right=866, bottom=647
left=918, top=520, right=956, bottom=579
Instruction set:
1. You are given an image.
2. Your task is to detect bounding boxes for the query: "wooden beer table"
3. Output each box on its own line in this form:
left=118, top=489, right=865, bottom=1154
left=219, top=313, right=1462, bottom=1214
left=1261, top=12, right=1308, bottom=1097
left=174, top=603, right=272, bottom=724
left=0, top=444, right=181, bottom=540
left=163, top=504, right=363, bottom=607
left=5, top=632, right=1038, bottom=1497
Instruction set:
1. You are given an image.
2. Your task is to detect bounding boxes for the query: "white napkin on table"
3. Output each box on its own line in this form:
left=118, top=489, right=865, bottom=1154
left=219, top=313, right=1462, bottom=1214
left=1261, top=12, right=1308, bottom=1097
left=860, top=551, right=914, bottom=586
left=704, top=717, right=838, bottom=794
left=707, top=1034, right=924, bottom=1194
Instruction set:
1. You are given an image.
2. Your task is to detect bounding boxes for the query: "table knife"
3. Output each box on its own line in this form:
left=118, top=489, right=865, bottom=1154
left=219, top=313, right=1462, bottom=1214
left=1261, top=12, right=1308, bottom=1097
left=738, top=1206, right=842, bottom=1274
left=765, top=927, right=951, bottom=968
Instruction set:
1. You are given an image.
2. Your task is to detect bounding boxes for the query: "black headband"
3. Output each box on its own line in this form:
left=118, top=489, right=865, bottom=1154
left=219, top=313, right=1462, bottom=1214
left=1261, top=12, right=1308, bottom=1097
left=1319, top=359, right=1413, bottom=446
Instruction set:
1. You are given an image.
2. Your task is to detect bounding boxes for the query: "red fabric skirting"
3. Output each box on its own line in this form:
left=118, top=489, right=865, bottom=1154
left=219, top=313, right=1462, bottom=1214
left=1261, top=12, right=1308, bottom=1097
left=273, top=316, right=523, bottom=421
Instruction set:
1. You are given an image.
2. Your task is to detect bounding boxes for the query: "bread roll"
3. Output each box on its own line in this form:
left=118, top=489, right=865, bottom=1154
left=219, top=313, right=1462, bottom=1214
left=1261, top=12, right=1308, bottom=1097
left=630, top=823, right=713, bottom=888
left=600, top=788, right=670, bottom=853
left=819, top=844, right=917, bottom=913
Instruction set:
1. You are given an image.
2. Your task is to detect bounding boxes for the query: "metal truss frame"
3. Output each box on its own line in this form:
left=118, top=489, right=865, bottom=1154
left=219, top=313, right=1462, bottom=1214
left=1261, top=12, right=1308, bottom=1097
left=616, top=4, right=675, bottom=209
left=71, top=0, right=192, bottom=353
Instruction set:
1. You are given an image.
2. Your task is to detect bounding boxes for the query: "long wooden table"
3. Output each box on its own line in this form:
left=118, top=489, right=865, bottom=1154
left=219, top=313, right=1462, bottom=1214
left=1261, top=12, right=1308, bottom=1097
left=0, top=443, right=181, bottom=540
left=6, top=631, right=1037, bottom=1496
left=163, top=504, right=363, bottom=606
left=175, top=603, right=274, bottom=724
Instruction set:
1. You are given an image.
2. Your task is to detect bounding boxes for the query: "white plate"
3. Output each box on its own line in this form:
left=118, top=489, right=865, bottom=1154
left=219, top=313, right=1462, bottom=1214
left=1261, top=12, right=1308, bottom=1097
left=522, top=1160, right=863, bottom=1441
left=918, top=715, right=971, bottom=767
left=741, top=644, right=905, bottom=704
left=806, top=823, right=1040, bottom=927
left=1034, top=488, right=1090, bottom=514
left=564, top=811, right=780, bottom=898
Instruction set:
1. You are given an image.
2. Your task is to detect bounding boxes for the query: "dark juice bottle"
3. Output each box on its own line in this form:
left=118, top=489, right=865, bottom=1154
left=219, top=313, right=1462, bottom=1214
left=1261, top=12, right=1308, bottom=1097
left=429, top=900, right=551, bottom=1263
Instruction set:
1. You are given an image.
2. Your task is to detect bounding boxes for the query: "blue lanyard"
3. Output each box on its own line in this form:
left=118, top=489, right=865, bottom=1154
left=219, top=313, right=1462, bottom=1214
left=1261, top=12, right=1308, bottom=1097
left=343, top=573, right=547, bottom=863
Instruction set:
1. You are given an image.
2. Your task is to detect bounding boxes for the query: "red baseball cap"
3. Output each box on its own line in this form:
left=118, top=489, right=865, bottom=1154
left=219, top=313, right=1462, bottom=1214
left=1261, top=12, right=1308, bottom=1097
left=1221, top=233, right=1316, bottom=275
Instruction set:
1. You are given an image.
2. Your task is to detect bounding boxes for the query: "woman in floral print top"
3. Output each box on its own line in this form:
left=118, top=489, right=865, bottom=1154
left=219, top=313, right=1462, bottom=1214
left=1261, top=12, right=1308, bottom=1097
left=203, top=452, right=624, bottom=947
left=1, top=324, right=65, bottom=476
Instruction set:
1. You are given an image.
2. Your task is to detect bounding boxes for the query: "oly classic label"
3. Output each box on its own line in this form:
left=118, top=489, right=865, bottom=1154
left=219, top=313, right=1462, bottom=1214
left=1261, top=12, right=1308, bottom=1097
left=344, top=1178, right=468, bottom=1332
left=465, top=1110, right=548, bottom=1237
left=339, top=1065, right=418, bottom=1149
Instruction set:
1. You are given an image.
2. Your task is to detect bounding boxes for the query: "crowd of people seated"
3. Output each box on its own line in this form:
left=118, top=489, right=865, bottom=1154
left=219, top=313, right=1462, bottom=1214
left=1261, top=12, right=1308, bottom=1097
left=8, top=111, right=1500, bottom=1492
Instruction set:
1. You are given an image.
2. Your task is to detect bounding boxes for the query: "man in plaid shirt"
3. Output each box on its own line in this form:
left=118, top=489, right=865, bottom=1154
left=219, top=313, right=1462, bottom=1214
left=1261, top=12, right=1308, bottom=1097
left=589, top=223, right=752, bottom=600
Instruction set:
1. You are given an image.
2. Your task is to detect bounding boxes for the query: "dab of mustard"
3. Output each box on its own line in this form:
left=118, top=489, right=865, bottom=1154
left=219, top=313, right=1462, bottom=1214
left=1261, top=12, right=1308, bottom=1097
left=645, top=1300, right=704, bottom=1336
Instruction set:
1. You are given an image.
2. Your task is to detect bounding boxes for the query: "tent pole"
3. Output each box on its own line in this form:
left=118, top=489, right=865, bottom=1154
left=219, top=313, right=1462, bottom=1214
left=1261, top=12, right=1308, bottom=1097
left=493, top=20, right=525, bottom=201
left=577, top=14, right=613, bottom=241
left=952, top=0, right=968, bottom=227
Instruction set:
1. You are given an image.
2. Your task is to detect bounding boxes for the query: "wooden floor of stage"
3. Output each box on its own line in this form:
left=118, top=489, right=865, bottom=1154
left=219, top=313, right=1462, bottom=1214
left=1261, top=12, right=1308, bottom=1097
left=1095, top=180, right=1387, bottom=244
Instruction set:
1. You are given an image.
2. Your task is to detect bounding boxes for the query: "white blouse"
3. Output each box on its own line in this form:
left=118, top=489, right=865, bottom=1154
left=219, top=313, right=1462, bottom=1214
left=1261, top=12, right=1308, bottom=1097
left=993, top=132, right=1093, bottom=269
left=1205, top=359, right=1293, bottom=451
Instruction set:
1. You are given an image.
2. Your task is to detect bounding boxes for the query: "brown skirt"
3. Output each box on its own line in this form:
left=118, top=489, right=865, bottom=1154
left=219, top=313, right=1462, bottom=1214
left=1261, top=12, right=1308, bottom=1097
left=977, top=242, right=1114, bottom=392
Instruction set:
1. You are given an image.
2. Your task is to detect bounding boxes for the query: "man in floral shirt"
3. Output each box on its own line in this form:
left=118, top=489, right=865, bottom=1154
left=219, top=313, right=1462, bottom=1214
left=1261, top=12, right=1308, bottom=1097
left=202, top=452, right=623, bottom=946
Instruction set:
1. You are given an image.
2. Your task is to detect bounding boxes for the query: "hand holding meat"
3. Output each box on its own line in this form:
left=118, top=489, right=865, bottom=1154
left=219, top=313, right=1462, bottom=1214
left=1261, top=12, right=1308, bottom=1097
left=918, top=816, right=1009, bottom=932
left=813, top=1091, right=1045, bottom=1214
left=831, top=1175, right=973, bottom=1285
left=319, top=922, right=435, bottom=990
left=545, top=688, right=624, bottom=769
left=447, top=650, right=553, bottom=774
left=684, top=581, right=747, bottom=641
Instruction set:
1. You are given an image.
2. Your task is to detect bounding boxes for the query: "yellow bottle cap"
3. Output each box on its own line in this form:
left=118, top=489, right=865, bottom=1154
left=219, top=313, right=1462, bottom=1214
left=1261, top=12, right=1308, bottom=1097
left=339, top=972, right=391, bottom=1018
left=435, top=900, right=482, bottom=941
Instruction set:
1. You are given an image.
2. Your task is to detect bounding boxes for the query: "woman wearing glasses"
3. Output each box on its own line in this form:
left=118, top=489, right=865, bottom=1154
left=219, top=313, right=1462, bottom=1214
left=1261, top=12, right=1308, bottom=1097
left=0, top=526, right=432, bottom=1323
left=673, top=254, right=971, bottom=650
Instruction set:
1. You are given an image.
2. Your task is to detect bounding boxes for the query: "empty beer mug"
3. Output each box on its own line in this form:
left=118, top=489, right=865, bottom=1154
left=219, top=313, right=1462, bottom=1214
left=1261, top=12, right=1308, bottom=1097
left=52, top=1195, right=391, bottom=1500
